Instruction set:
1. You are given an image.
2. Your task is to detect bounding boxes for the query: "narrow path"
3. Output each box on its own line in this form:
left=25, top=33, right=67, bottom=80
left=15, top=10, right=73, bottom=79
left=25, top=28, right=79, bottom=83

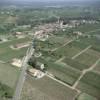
left=0, top=60, right=6, bottom=64
left=46, top=72, right=80, bottom=93
left=85, top=28, right=100, bottom=34
left=55, top=56, right=65, bottom=63
left=51, top=39, right=75, bottom=52
left=72, top=58, right=100, bottom=89
left=0, top=36, right=28, bottom=44
left=72, top=45, right=92, bottom=60
left=84, top=58, right=100, bottom=72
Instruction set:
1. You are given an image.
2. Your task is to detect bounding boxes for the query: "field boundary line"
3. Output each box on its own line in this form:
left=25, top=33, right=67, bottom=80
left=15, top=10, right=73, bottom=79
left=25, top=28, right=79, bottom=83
left=72, top=45, right=92, bottom=60
left=72, top=57, right=100, bottom=89
left=55, top=56, right=66, bottom=63
left=0, top=60, right=6, bottom=63
left=86, top=57, right=100, bottom=71
left=85, top=28, right=100, bottom=34
left=51, top=39, right=75, bottom=52
left=46, top=72, right=80, bottom=93
left=72, top=71, right=86, bottom=89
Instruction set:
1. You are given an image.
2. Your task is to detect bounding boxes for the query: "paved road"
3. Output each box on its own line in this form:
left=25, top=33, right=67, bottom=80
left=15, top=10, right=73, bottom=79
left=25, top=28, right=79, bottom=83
left=12, top=45, right=35, bottom=100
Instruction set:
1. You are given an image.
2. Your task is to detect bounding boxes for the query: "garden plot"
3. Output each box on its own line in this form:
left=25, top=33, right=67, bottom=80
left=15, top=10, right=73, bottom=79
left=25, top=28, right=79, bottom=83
left=53, top=40, right=89, bottom=59
left=94, top=62, right=100, bottom=73
left=37, top=35, right=71, bottom=51
left=76, top=71, right=100, bottom=99
left=75, top=49, right=100, bottom=69
left=36, top=57, right=81, bottom=85
left=63, top=48, right=100, bottom=71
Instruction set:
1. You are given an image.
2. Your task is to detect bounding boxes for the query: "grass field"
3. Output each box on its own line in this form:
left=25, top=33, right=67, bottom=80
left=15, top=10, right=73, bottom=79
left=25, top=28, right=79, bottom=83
left=78, top=37, right=100, bottom=51
left=73, top=23, right=100, bottom=33
left=20, top=76, right=78, bottom=100
left=94, top=62, right=100, bottom=73
left=0, top=36, right=31, bottom=99
left=0, top=63, right=20, bottom=88
left=51, top=40, right=90, bottom=60
left=0, top=37, right=31, bottom=62
left=35, top=30, right=100, bottom=100
left=61, top=36, right=100, bottom=71
left=37, top=35, right=71, bottom=50
left=36, top=34, right=100, bottom=85
left=74, top=49, right=100, bottom=70
left=63, top=57, right=89, bottom=71
left=76, top=71, right=100, bottom=99
left=77, top=93, right=97, bottom=100
left=37, top=57, right=81, bottom=85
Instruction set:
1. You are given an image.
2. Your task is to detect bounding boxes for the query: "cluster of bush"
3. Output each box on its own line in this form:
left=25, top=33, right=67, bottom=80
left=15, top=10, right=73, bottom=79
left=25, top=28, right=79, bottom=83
left=0, top=82, right=13, bottom=99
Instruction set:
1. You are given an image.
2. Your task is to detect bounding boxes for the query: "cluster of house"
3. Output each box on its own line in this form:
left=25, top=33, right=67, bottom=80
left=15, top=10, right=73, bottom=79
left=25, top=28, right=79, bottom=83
left=28, top=68, right=45, bottom=79
left=34, top=30, right=49, bottom=41
left=60, top=19, right=99, bottom=29
left=28, top=61, right=46, bottom=79
left=13, top=32, right=26, bottom=38
left=11, top=57, right=46, bottom=79
left=60, top=20, right=79, bottom=28
left=73, top=31, right=83, bottom=36
left=34, top=19, right=99, bottom=37
left=0, top=11, right=10, bottom=15
left=81, top=20, right=99, bottom=24
left=36, top=23, right=60, bottom=32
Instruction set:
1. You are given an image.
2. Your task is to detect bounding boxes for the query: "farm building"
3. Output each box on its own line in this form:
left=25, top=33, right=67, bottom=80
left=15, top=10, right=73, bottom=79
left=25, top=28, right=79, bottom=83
left=11, top=58, right=22, bottom=68
left=27, top=68, right=45, bottom=78
left=73, top=31, right=83, bottom=36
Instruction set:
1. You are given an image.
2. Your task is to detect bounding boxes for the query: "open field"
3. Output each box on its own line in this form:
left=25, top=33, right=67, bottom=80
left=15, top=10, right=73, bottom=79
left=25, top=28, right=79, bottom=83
left=0, top=62, right=20, bottom=88
left=73, top=49, right=100, bottom=70
left=78, top=37, right=100, bottom=52
left=37, top=35, right=71, bottom=50
left=20, top=75, right=78, bottom=100
left=0, top=36, right=31, bottom=99
left=63, top=57, right=88, bottom=71
left=77, top=93, right=97, bottom=100
left=94, top=62, right=100, bottom=73
left=0, top=37, right=31, bottom=62
left=40, top=39, right=90, bottom=62
left=54, top=44, right=82, bottom=58
left=37, top=57, right=81, bottom=85
left=35, top=28, right=100, bottom=100
left=0, top=6, right=100, bottom=100
left=63, top=53, right=100, bottom=72
left=51, top=39, right=91, bottom=60
left=73, top=23, right=100, bottom=33
left=36, top=33, right=100, bottom=86
left=76, top=71, right=100, bottom=99
left=60, top=37, right=100, bottom=71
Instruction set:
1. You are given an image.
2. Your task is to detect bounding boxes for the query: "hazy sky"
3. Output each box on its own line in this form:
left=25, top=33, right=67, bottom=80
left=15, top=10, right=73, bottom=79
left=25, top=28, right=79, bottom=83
left=11, top=0, right=94, bottom=1
left=2, top=0, right=98, bottom=3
